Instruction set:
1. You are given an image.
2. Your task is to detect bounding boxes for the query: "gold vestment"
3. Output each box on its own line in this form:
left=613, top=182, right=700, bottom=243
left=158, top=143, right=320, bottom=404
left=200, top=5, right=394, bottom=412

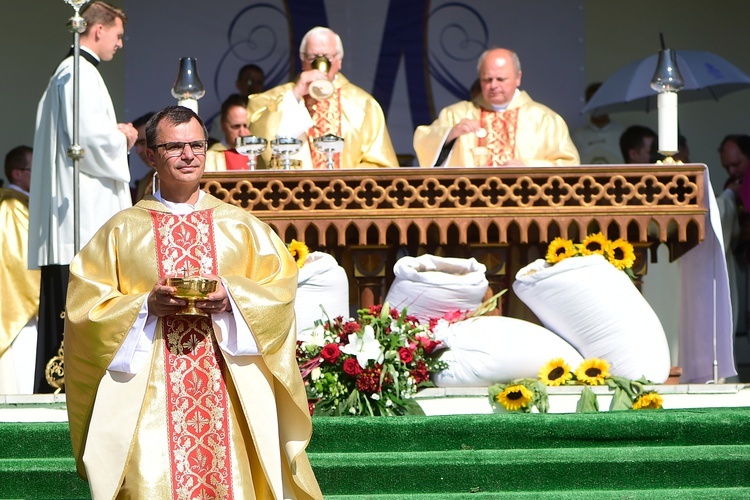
left=205, top=142, right=228, bottom=172
left=247, top=73, right=398, bottom=169
left=64, top=194, right=322, bottom=499
left=0, top=188, right=40, bottom=358
left=414, top=91, right=580, bottom=167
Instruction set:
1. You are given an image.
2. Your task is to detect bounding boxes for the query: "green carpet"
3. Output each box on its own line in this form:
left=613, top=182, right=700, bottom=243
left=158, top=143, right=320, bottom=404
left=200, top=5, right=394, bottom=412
left=1, top=408, right=749, bottom=498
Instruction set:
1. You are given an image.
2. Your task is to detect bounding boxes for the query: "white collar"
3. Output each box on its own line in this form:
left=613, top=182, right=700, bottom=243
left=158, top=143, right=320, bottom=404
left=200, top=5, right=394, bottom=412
left=154, top=190, right=205, bottom=214
left=80, top=46, right=101, bottom=63
left=7, top=183, right=29, bottom=196
left=490, top=89, right=519, bottom=111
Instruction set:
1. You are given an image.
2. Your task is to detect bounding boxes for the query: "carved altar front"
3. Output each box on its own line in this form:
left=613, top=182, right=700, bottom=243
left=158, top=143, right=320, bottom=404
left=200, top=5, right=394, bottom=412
left=202, top=165, right=707, bottom=314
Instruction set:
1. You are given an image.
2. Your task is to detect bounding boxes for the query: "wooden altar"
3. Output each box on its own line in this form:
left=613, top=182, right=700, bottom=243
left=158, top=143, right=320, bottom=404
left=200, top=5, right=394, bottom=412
left=201, top=165, right=707, bottom=314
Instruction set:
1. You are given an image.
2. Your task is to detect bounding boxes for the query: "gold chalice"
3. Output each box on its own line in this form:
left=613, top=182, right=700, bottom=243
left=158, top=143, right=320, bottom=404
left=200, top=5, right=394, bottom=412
left=167, top=276, right=218, bottom=316
left=309, top=55, right=334, bottom=101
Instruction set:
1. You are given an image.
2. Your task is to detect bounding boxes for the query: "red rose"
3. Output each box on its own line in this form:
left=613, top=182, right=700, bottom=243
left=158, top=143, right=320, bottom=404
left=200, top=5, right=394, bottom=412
left=369, top=305, right=382, bottom=315
left=343, top=358, right=362, bottom=376
left=398, top=347, right=414, bottom=363
left=321, top=343, right=341, bottom=363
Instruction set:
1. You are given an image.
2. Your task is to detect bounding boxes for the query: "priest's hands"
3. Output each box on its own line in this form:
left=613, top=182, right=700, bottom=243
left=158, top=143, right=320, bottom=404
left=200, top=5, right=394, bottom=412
left=147, top=276, right=233, bottom=317
left=118, top=122, right=139, bottom=150
left=292, top=69, right=329, bottom=101
left=147, top=277, right=186, bottom=317
left=447, top=119, right=483, bottom=143
left=196, top=274, right=232, bottom=315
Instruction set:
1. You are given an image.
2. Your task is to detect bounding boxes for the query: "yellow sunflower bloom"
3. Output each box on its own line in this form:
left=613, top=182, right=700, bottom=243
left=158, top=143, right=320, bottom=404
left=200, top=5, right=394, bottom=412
left=605, top=238, right=636, bottom=271
left=580, top=232, right=609, bottom=257
left=538, top=358, right=573, bottom=386
left=495, top=384, right=533, bottom=411
left=633, top=391, right=663, bottom=410
left=287, top=239, right=309, bottom=268
left=574, top=358, right=611, bottom=385
left=546, top=237, right=577, bottom=264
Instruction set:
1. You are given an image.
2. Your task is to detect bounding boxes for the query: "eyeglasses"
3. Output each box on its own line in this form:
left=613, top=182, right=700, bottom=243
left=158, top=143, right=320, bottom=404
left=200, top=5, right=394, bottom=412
left=150, top=140, right=208, bottom=158
left=302, top=53, right=338, bottom=63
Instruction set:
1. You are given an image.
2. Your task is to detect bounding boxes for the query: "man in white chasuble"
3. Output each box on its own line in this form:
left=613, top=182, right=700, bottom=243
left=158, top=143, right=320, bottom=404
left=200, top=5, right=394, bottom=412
left=414, top=48, right=580, bottom=167
left=64, top=106, right=322, bottom=499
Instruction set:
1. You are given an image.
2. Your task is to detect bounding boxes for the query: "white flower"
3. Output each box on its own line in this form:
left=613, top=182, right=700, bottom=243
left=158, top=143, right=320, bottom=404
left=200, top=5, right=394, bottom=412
left=371, top=393, right=380, bottom=400
left=341, top=325, right=384, bottom=368
left=311, top=367, right=322, bottom=381
left=385, top=398, right=393, bottom=407
left=299, top=324, right=327, bottom=348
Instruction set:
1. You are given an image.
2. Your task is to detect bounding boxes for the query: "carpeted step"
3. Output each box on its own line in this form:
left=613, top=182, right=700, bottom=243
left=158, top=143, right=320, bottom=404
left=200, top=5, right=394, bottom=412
left=0, top=422, right=72, bottom=459
left=0, top=457, right=89, bottom=499
left=2, top=409, right=750, bottom=498
left=308, top=409, right=750, bottom=453
left=310, top=444, right=750, bottom=496
left=324, top=487, right=750, bottom=499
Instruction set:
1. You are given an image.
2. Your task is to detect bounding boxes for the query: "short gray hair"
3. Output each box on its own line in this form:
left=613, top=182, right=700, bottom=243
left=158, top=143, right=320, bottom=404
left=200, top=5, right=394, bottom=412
left=476, top=48, right=521, bottom=75
left=299, top=27, right=344, bottom=60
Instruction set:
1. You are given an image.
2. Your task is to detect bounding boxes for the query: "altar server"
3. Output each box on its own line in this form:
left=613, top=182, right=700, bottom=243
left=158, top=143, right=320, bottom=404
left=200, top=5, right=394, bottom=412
left=28, top=1, right=137, bottom=392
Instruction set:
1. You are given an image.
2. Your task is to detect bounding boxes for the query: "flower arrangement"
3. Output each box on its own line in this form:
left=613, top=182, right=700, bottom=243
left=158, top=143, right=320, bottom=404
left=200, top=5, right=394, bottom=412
left=297, top=303, right=448, bottom=416
left=488, top=357, right=662, bottom=413
left=287, top=239, right=309, bottom=268
left=546, top=232, right=636, bottom=278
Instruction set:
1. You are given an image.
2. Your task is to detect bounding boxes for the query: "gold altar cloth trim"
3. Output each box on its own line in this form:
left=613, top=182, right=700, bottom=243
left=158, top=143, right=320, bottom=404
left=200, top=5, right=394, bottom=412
left=201, top=165, right=707, bottom=248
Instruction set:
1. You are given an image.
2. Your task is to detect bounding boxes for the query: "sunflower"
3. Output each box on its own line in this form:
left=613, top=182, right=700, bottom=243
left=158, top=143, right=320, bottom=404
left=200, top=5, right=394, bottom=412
left=574, top=358, right=611, bottom=385
left=580, top=232, right=609, bottom=257
left=546, top=237, right=577, bottom=264
left=287, top=239, right=309, bottom=268
left=495, top=384, right=533, bottom=411
left=538, top=358, right=573, bottom=386
left=605, top=238, right=636, bottom=271
left=633, top=391, right=663, bottom=410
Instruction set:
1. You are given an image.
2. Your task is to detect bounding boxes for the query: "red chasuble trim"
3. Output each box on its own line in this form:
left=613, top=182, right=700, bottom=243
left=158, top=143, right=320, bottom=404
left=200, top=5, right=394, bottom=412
left=480, top=107, right=519, bottom=166
left=305, top=89, right=342, bottom=169
left=150, top=210, right=234, bottom=500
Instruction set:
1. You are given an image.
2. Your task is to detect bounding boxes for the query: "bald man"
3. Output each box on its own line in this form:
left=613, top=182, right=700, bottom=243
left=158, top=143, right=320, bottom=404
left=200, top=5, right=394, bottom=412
left=414, top=48, right=579, bottom=167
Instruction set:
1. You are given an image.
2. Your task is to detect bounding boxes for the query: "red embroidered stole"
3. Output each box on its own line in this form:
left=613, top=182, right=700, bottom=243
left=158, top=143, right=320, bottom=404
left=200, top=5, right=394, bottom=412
left=150, top=209, right=234, bottom=500
left=305, top=89, right=342, bottom=169
left=479, top=107, right=519, bottom=166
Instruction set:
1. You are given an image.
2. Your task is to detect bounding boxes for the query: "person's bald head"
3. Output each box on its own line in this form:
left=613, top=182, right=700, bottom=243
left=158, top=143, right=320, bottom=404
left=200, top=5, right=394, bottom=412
left=477, top=48, right=522, bottom=107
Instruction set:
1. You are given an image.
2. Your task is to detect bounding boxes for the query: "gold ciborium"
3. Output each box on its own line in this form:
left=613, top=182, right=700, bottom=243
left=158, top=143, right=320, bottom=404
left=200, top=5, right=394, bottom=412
left=167, top=276, right=218, bottom=316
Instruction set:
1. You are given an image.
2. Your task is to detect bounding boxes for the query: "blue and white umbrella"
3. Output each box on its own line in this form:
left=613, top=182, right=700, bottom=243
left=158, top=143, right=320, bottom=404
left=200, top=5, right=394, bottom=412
left=582, top=50, right=750, bottom=115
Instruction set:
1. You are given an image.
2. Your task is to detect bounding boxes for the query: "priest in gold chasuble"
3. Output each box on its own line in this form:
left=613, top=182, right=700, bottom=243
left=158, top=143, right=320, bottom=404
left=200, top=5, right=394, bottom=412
left=247, top=27, right=398, bottom=170
left=0, top=145, right=40, bottom=395
left=414, top=48, right=579, bottom=167
left=65, top=106, right=322, bottom=499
